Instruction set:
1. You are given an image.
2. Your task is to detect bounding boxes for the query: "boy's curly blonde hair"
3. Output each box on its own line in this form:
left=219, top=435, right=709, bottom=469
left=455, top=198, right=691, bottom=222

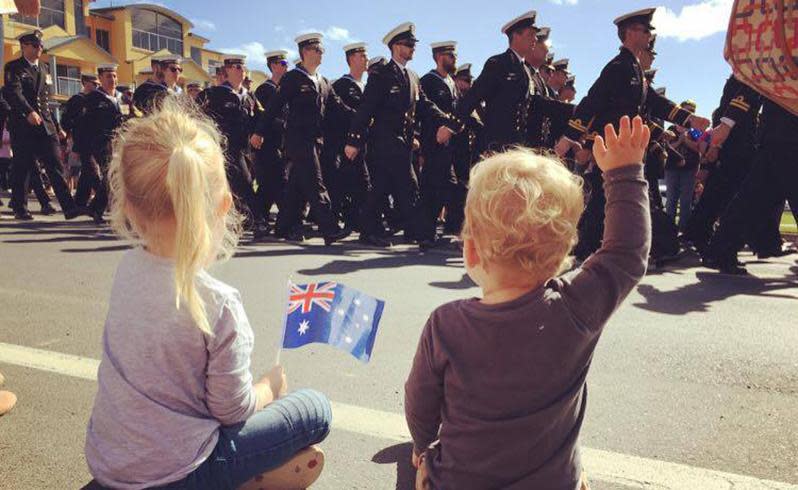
left=461, top=148, right=584, bottom=279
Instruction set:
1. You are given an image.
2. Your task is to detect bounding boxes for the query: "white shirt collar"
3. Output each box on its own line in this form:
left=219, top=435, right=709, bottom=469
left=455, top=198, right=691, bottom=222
left=24, top=57, right=39, bottom=69
left=391, top=58, right=407, bottom=72
left=510, top=48, right=525, bottom=64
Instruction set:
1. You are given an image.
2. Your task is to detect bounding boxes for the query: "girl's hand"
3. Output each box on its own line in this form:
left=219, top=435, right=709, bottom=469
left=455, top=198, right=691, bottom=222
left=592, top=116, right=651, bottom=172
left=259, top=365, right=287, bottom=399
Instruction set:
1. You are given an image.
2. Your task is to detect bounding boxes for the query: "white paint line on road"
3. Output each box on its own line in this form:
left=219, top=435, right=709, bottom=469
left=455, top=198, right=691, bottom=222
left=1, top=342, right=795, bottom=490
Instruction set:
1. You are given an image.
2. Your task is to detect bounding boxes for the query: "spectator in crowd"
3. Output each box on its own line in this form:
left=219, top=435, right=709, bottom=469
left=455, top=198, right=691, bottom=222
left=405, top=116, right=652, bottom=490
left=665, top=100, right=701, bottom=233
left=84, top=99, right=331, bottom=489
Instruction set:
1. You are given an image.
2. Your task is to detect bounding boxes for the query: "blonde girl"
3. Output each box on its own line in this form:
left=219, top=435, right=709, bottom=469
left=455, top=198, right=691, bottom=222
left=85, top=99, right=331, bottom=490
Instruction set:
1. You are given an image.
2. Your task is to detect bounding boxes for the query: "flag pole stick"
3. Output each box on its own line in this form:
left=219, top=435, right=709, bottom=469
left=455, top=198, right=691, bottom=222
left=274, top=275, right=293, bottom=366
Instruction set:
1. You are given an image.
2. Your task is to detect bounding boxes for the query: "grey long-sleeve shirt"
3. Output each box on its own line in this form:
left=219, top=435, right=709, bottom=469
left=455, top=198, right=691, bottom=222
left=85, top=248, right=257, bottom=489
left=405, top=165, right=651, bottom=490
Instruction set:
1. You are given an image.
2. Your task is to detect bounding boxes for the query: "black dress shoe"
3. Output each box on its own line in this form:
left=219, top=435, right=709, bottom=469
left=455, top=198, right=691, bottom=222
left=14, top=210, right=34, bottom=220
left=275, top=229, right=305, bottom=242
left=64, top=206, right=90, bottom=220
left=756, top=245, right=797, bottom=259
left=40, top=204, right=57, bottom=216
left=91, top=210, right=107, bottom=225
left=323, top=228, right=351, bottom=246
left=358, top=235, right=392, bottom=248
left=253, top=223, right=273, bottom=240
left=702, top=256, right=748, bottom=275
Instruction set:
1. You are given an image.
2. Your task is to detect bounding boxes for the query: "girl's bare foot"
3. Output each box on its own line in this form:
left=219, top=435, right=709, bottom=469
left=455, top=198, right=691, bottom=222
left=239, top=445, right=324, bottom=490
left=0, top=390, right=17, bottom=416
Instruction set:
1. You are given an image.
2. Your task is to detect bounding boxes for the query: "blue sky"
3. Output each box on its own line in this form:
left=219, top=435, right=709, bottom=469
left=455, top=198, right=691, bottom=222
left=93, top=0, right=735, bottom=119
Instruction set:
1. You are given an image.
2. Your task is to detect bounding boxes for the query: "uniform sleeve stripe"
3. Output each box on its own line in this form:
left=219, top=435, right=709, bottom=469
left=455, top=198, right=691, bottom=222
left=729, top=101, right=750, bottom=111
left=568, top=120, right=587, bottom=132
left=668, top=106, right=680, bottom=121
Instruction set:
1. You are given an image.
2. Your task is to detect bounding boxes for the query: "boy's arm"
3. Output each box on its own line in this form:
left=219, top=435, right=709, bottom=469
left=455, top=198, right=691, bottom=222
left=404, top=318, right=444, bottom=455
left=557, top=117, right=652, bottom=332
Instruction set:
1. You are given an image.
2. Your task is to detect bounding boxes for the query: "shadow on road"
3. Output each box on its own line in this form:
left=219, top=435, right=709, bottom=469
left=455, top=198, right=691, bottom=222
left=634, top=271, right=798, bottom=315
left=372, top=442, right=415, bottom=490
left=429, top=272, right=476, bottom=290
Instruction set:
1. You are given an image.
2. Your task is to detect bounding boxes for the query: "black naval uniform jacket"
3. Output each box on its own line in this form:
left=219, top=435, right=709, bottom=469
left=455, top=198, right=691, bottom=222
left=346, top=59, right=454, bottom=153
left=713, top=75, right=762, bottom=150
left=132, top=79, right=168, bottom=115
left=197, top=82, right=261, bottom=159
left=253, top=79, right=285, bottom=152
left=326, top=74, right=364, bottom=152
left=419, top=70, right=458, bottom=184
left=564, top=47, right=692, bottom=143
left=3, top=57, right=60, bottom=140
left=455, top=49, right=533, bottom=150
left=61, top=91, right=90, bottom=154
left=261, top=66, right=353, bottom=149
left=79, top=88, right=125, bottom=160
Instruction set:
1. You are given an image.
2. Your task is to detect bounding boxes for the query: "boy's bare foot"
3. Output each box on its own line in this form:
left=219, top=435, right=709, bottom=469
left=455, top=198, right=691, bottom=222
left=238, top=445, right=324, bottom=490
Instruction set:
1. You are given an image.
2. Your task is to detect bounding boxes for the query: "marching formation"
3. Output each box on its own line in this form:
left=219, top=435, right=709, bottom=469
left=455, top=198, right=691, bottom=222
left=1, top=7, right=796, bottom=274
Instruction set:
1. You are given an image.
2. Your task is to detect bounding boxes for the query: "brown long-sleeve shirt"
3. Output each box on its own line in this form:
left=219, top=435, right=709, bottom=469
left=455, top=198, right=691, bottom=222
left=405, top=165, right=652, bottom=490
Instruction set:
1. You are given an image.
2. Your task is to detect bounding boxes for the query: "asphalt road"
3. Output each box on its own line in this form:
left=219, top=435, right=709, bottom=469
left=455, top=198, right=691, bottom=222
left=1, top=211, right=796, bottom=489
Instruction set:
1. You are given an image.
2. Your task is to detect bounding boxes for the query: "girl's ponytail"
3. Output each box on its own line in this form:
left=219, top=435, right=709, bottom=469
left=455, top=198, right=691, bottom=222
left=167, top=144, right=213, bottom=335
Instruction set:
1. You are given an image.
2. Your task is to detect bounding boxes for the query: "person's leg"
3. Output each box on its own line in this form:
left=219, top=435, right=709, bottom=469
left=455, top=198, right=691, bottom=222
left=360, top=150, right=390, bottom=240
left=9, top=139, right=34, bottom=214
left=664, top=169, right=679, bottom=221
left=706, top=145, right=783, bottom=270
left=28, top=161, right=53, bottom=209
left=286, top=141, right=339, bottom=238
left=574, top=171, right=605, bottom=260
left=217, top=389, right=331, bottom=489
left=74, top=152, right=100, bottom=208
left=34, top=136, right=77, bottom=215
left=677, top=170, right=696, bottom=232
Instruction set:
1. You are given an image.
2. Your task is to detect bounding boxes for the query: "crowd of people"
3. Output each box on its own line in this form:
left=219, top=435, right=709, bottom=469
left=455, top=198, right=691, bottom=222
left=1, top=7, right=795, bottom=275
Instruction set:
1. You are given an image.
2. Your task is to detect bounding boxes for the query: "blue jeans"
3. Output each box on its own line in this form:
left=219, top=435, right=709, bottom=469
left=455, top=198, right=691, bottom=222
left=158, top=389, right=332, bottom=490
left=665, top=168, right=696, bottom=232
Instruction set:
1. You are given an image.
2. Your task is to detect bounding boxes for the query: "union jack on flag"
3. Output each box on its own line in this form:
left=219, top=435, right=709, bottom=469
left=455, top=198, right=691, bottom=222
left=287, top=281, right=337, bottom=314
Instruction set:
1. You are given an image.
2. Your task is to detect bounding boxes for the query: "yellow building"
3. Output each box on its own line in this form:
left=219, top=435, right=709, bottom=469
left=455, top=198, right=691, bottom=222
left=1, top=1, right=232, bottom=104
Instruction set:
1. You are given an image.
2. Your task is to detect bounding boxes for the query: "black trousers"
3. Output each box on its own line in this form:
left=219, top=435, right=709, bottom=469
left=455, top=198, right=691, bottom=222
left=707, top=136, right=798, bottom=261
left=226, top=149, right=257, bottom=222
left=275, top=139, right=338, bottom=236
left=319, top=142, right=343, bottom=220
left=360, top=138, right=420, bottom=239
left=74, top=151, right=99, bottom=208
left=417, top=144, right=456, bottom=241
left=253, top=146, right=287, bottom=223
left=10, top=132, right=74, bottom=214
left=8, top=157, right=51, bottom=210
left=87, top=145, right=112, bottom=214
left=574, top=170, right=606, bottom=260
left=336, top=154, right=371, bottom=231
left=445, top=141, right=473, bottom=235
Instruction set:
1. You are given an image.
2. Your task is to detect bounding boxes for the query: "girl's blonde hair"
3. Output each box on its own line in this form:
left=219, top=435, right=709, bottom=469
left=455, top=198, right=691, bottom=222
left=461, top=148, right=584, bottom=280
left=108, top=97, right=240, bottom=335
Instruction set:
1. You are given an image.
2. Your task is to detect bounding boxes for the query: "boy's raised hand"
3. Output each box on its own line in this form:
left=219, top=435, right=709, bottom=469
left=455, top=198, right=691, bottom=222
left=592, top=115, right=651, bottom=173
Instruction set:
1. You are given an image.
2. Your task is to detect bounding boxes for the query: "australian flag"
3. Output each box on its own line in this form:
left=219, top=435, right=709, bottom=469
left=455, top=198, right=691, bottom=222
left=282, top=281, right=385, bottom=363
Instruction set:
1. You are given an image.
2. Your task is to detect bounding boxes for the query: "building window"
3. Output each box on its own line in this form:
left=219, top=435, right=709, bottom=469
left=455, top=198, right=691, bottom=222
left=96, top=29, right=110, bottom=52
left=74, top=0, right=87, bottom=36
left=86, top=27, right=92, bottom=40
left=191, top=46, right=202, bottom=65
left=11, top=0, right=65, bottom=29
left=131, top=8, right=183, bottom=54
left=207, top=59, right=222, bottom=75
left=56, top=64, right=81, bottom=97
